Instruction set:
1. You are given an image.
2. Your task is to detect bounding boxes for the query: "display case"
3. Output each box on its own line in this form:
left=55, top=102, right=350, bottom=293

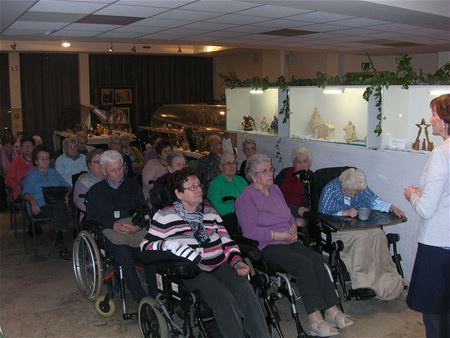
left=139, top=104, right=227, bottom=153
left=225, top=88, right=281, bottom=135
left=381, top=85, right=450, bottom=151
left=289, top=86, right=371, bottom=146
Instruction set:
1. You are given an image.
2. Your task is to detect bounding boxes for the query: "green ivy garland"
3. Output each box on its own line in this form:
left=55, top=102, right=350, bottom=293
left=221, top=54, right=450, bottom=135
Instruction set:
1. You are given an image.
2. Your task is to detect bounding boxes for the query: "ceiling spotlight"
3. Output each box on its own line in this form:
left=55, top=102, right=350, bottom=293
left=131, top=43, right=136, bottom=53
left=10, top=41, right=16, bottom=50
left=61, top=40, right=71, bottom=48
left=177, top=44, right=182, bottom=53
left=108, top=43, right=113, bottom=52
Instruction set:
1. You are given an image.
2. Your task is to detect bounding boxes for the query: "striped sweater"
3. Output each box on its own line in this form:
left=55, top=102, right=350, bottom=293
left=140, top=204, right=242, bottom=272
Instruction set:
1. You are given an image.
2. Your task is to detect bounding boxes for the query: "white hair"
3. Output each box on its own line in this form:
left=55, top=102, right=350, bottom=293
left=245, top=153, right=271, bottom=182
left=100, top=149, right=123, bottom=168
left=339, top=168, right=367, bottom=193
left=291, top=146, right=311, bottom=164
left=220, top=152, right=235, bottom=165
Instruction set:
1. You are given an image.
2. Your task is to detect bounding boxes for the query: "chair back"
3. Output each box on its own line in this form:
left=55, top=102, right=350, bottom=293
left=310, top=166, right=355, bottom=213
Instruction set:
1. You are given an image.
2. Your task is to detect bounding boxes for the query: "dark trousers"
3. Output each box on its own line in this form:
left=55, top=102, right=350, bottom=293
left=423, top=313, right=450, bottom=338
left=262, top=242, right=339, bottom=314
left=183, top=264, right=270, bottom=338
left=37, top=200, right=69, bottom=242
left=105, top=240, right=146, bottom=302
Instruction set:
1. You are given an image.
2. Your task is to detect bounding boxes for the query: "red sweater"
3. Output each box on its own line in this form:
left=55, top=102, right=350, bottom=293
left=5, top=156, right=33, bottom=200
left=277, top=167, right=307, bottom=207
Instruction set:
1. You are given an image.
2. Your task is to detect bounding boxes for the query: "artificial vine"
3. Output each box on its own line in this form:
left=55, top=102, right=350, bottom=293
left=275, top=137, right=282, bottom=163
left=221, top=54, right=450, bottom=136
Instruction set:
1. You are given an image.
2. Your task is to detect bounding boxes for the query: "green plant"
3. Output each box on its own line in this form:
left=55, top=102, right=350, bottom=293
left=221, top=54, right=450, bottom=135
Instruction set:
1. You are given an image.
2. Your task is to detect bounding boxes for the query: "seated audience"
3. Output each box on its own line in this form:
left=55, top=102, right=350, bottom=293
left=73, top=149, right=105, bottom=212
left=195, top=134, right=222, bottom=191
left=55, top=137, right=87, bottom=187
left=143, top=133, right=162, bottom=165
left=0, top=133, right=18, bottom=209
left=75, top=131, right=95, bottom=155
left=142, top=139, right=172, bottom=201
left=275, top=146, right=313, bottom=219
left=152, top=151, right=187, bottom=193
left=120, top=134, right=144, bottom=175
left=22, top=145, right=71, bottom=260
left=86, top=150, right=148, bottom=303
left=207, top=153, right=247, bottom=236
left=5, top=136, right=34, bottom=201
left=239, top=138, right=256, bottom=179
left=140, top=168, right=270, bottom=338
left=32, top=134, right=43, bottom=146
left=236, top=154, right=353, bottom=337
left=109, top=135, right=133, bottom=177
left=319, top=168, right=406, bottom=300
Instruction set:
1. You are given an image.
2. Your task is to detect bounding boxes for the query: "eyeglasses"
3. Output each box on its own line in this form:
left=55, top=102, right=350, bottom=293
left=222, top=161, right=237, bottom=166
left=184, top=183, right=202, bottom=191
left=91, top=160, right=101, bottom=165
left=255, top=167, right=275, bottom=175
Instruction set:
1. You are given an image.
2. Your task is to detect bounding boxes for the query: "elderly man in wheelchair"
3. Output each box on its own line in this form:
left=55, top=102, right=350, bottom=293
left=318, top=167, right=406, bottom=301
left=139, top=167, right=271, bottom=338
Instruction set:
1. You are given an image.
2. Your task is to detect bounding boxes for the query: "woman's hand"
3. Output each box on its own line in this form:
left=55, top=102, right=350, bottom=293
left=342, top=208, right=358, bottom=218
left=235, top=261, right=250, bottom=277
left=298, top=206, right=309, bottom=217
left=404, top=186, right=421, bottom=201
left=30, top=199, right=41, bottom=215
left=273, top=224, right=298, bottom=243
left=113, top=222, right=139, bottom=234
left=389, top=205, right=405, bottom=218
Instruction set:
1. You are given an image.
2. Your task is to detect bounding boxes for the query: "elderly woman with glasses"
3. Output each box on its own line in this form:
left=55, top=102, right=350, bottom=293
left=207, top=153, right=247, bottom=236
left=236, top=154, right=353, bottom=337
left=140, top=168, right=270, bottom=338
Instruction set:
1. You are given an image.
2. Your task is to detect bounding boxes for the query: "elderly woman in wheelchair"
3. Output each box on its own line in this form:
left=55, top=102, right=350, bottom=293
left=236, top=154, right=353, bottom=337
left=139, top=167, right=271, bottom=338
left=319, top=168, right=406, bottom=300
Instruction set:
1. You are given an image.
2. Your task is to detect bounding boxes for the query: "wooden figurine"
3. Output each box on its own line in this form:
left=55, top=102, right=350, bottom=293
left=260, top=116, right=268, bottom=132
left=343, top=121, right=357, bottom=142
left=308, top=107, right=335, bottom=139
left=412, top=118, right=433, bottom=151
left=241, top=115, right=256, bottom=131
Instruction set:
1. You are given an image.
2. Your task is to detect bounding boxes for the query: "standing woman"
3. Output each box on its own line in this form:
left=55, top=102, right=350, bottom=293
left=404, top=93, right=450, bottom=338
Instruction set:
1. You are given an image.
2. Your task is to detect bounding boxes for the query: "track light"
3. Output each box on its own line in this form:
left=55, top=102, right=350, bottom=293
left=131, top=43, right=136, bottom=53
left=61, top=40, right=71, bottom=48
left=177, top=44, right=182, bottom=53
left=108, top=43, right=113, bottom=52
left=10, top=41, right=17, bottom=50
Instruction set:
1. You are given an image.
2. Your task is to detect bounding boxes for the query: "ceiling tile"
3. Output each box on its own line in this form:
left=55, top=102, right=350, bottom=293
left=180, top=21, right=235, bottom=31
left=182, top=35, right=217, bottom=42
left=330, top=17, right=390, bottom=27
left=51, top=29, right=102, bottom=37
left=152, top=9, right=220, bottom=21
left=96, top=31, right=142, bottom=38
left=113, top=25, right=163, bottom=33
left=240, top=33, right=278, bottom=40
left=223, top=25, right=272, bottom=33
left=95, top=4, right=168, bottom=17
left=131, top=17, right=191, bottom=27
left=295, top=23, right=343, bottom=32
left=20, top=11, right=85, bottom=22
left=1, top=28, right=51, bottom=36
left=116, top=0, right=196, bottom=8
left=180, top=1, right=261, bottom=13
left=332, top=28, right=380, bottom=36
left=9, top=20, right=69, bottom=30
left=200, top=30, right=244, bottom=38
left=287, top=11, right=353, bottom=23
left=237, top=5, right=312, bottom=18
left=207, top=14, right=267, bottom=25
left=256, top=18, right=310, bottom=29
left=29, top=0, right=106, bottom=14
left=63, top=23, right=120, bottom=31
left=369, top=23, right=422, bottom=32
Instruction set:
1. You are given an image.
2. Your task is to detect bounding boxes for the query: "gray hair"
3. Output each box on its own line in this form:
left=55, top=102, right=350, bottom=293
left=339, top=168, right=367, bottom=194
left=291, top=146, right=311, bottom=164
left=242, top=138, right=256, bottom=149
left=167, top=151, right=186, bottom=167
left=220, top=152, right=235, bottom=165
left=62, top=137, right=77, bottom=150
left=206, top=134, right=222, bottom=146
left=245, top=153, right=271, bottom=182
left=100, top=149, right=123, bottom=168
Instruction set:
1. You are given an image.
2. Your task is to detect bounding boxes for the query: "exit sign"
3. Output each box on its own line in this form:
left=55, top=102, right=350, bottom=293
left=361, top=62, right=372, bottom=71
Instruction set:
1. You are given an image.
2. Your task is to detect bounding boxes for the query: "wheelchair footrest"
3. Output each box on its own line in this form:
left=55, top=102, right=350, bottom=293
left=349, top=288, right=376, bottom=300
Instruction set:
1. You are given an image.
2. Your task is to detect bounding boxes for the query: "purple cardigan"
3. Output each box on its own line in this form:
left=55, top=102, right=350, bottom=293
left=235, top=184, right=295, bottom=250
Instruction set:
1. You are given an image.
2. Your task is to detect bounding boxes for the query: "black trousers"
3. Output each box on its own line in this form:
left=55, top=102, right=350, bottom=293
left=423, top=313, right=450, bottom=338
left=37, top=200, right=69, bottom=242
left=262, top=242, right=339, bottom=314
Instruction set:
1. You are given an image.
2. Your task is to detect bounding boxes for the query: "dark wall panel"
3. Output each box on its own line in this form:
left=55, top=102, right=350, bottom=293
left=0, top=53, right=10, bottom=110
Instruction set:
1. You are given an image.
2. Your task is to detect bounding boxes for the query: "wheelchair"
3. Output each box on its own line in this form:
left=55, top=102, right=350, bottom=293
left=308, top=166, right=404, bottom=301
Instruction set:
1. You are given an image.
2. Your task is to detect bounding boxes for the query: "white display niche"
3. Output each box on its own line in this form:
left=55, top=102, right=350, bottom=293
left=381, top=85, right=450, bottom=152
left=289, top=86, right=372, bottom=147
left=225, top=87, right=282, bottom=136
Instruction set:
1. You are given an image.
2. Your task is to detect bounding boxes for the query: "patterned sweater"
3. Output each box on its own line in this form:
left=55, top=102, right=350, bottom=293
left=140, top=204, right=242, bottom=272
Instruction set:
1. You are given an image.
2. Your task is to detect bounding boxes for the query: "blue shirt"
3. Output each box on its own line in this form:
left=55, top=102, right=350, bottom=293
left=55, top=153, right=87, bottom=186
left=22, top=167, right=69, bottom=206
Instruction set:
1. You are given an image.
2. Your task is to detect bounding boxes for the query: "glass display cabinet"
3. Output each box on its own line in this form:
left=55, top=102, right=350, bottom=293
left=289, top=86, right=370, bottom=146
left=381, top=85, right=450, bottom=151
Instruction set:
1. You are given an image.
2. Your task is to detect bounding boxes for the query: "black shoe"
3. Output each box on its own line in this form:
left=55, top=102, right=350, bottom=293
left=28, top=225, right=41, bottom=237
left=58, top=246, right=72, bottom=261
left=350, top=288, right=376, bottom=300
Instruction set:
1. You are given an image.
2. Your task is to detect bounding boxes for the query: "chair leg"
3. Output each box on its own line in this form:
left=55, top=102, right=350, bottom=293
left=32, top=220, right=38, bottom=259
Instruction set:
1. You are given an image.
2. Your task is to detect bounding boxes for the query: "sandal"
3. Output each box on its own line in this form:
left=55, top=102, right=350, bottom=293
left=325, top=310, right=354, bottom=329
left=309, top=320, right=339, bottom=337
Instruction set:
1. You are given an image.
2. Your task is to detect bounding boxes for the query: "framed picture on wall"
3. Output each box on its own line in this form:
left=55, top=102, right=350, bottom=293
left=115, top=88, right=132, bottom=104
left=115, top=107, right=130, bottom=125
left=101, top=88, right=114, bottom=105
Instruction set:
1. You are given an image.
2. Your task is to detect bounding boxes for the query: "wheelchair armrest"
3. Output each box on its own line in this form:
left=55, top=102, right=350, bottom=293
left=160, top=260, right=200, bottom=280
left=233, top=235, right=259, bottom=248
left=386, top=233, right=400, bottom=244
left=81, top=219, right=104, bottom=232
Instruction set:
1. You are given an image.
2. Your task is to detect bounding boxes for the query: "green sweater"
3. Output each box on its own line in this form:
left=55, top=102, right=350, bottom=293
left=207, top=174, right=248, bottom=216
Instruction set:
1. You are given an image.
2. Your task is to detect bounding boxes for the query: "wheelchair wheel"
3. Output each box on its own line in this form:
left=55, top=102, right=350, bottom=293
left=94, top=295, right=115, bottom=317
left=138, top=297, right=168, bottom=338
left=73, top=230, right=103, bottom=301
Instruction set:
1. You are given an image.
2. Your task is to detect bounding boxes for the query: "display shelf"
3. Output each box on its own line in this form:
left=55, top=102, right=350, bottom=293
left=225, top=88, right=281, bottom=135
left=381, top=85, right=450, bottom=151
left=289, top=86, right=371, bottom=146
